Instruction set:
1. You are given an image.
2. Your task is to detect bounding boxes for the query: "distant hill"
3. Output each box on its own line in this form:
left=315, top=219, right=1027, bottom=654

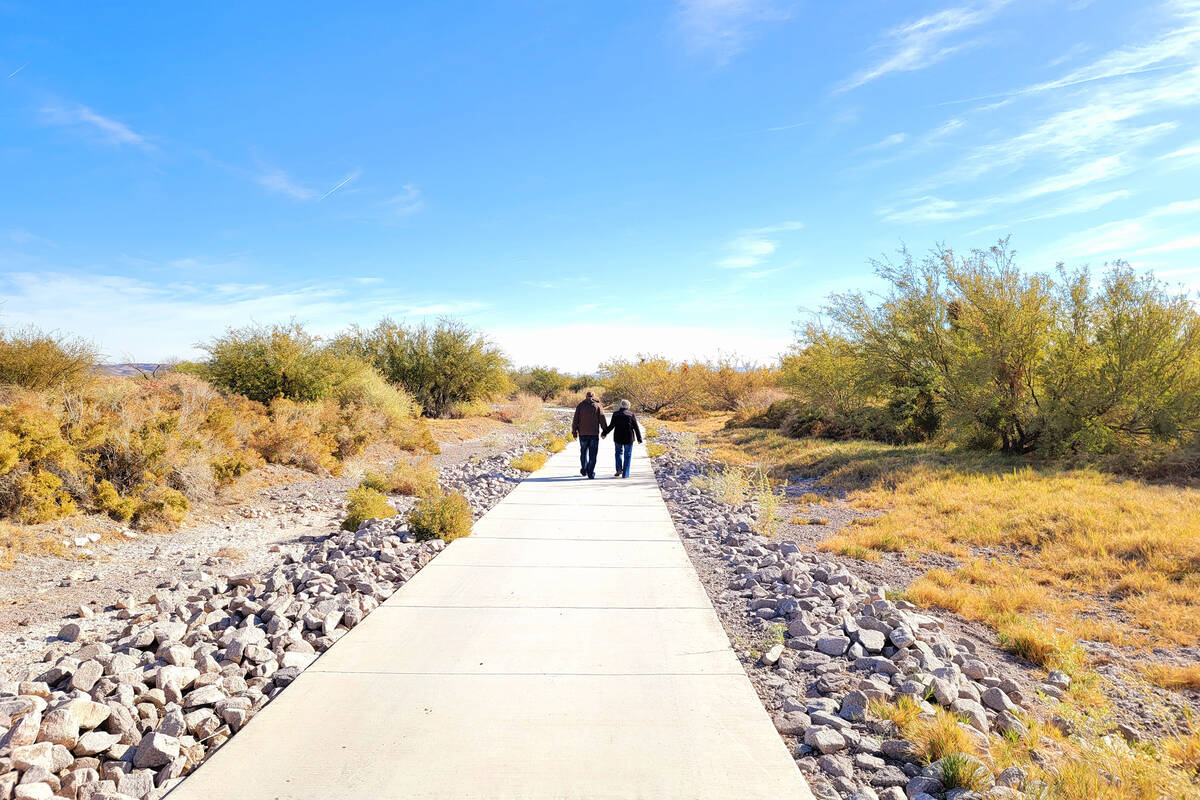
left=97, top=363, right=167, bottom=377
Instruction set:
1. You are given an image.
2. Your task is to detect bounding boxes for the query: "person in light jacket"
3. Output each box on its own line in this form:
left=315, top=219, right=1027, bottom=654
left=602, top=399, right=642, bottom=478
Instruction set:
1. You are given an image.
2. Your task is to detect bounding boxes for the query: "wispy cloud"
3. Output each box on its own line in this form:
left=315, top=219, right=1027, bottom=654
left=716, top=220, right=803, bottom=268
left=382, top=184, right=424, bottom=216
left=39, top=103, right=153, bottom=150
left=837, top=1, right=1011, bottom=93
left=256, top=168, right=317, bottom=200
left=7, top=62, right=27, bottom=79
left=861, top=132, right=908, bottom=151
left=675, top=0, right=785, bottom=64
left=882, top=155, right=1128, bottom=224
left=1049, top=197, right=1200, bottom=259
left=0, top=269, right=486, bottom=361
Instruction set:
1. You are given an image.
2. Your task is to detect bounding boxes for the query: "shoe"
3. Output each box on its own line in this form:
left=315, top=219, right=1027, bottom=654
left=580, top=468, right=587, bottom=476
left=588, top=473, right=595, bottom=479
left=614, top=471, right=622, bottom=478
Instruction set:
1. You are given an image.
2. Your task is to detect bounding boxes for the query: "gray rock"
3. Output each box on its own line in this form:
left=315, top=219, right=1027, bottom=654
left=58, top=623, right=82, bottom=642
left=857, top=629, right=887, bottom=653
left=980, top=687, right=1016, bottom=713
left=804, top=726, right=846, bottom=754
left=817, top=636, right=851, bottom=656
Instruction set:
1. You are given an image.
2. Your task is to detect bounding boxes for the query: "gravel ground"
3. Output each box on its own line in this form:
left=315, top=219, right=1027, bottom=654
left=0, top=423, right=539, bottom=685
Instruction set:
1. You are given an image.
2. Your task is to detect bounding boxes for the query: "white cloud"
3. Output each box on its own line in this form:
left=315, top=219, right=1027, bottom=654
left=837, top=1, right=1011, bottom=92
left=716, top=221, right=802, bottom=268
left=0, top=270, right=485, bottom=361
left=1134, top=235, right=1200, bottom=254
left=675, top=0, right=785, bottom=64
left=1048, top=197, right=1200, bottom=259
left=861, top=132, right=908, bottom=151
left=256, top=168, right=317, bottom=200
left=39, top=104, right=152, bottom=149
left=382, top=184, right=424, bottom=216
left=882, top=155, right=1128, bottom=224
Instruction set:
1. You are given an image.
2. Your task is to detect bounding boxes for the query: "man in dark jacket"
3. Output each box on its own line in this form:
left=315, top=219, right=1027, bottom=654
left=571, top=391, right=607, bottom=479
left=602, top=399, right=643, bottom=478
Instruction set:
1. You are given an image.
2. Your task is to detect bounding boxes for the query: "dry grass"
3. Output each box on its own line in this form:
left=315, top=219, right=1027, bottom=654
left=663, top=419, right=1200, bottom=800
left=1142, top=664, right=1200, bottom=690
left=0, top=520, right=70, bottom=569
left=681, top=426, right=1200, bottom=652
left=510, top=452, right=548, bottom=472
left=422, top=416, right=508, bottom=443
left=213, top=545, right=245, bottom=562
left=363, top=458, right=440, bottom=497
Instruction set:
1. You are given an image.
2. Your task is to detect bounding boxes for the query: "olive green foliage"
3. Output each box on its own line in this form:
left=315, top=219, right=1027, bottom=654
left=407, top=490, right=472, bottom=542
left=782, top=240, right=1200, bottom=456
left=600, top=355, right=701, bottom=415
left=334, top=318, right=510, bottom=417
left=197, top=321, right=350, bottom=404
left=514, top=366, right=571, bottom=401
left=93, top=480, right=136, bottom=522
left=0, top=327, right=99, bottom=392
left=600, top=354, right=776, bottom=418
left=132, top=486, right=189, bottom=532
left=362, top=457, right=440, bottom=497
left=341, top=487, right=397, bottom=531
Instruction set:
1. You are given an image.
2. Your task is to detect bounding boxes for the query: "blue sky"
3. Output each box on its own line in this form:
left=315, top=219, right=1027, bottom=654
left=2, top=1, right=1199, bottom=371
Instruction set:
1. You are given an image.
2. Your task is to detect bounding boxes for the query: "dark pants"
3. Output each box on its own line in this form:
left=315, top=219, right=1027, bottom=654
left=614, top=442, right=633, bottom=477
left=578, top=435, right=599, bottom=477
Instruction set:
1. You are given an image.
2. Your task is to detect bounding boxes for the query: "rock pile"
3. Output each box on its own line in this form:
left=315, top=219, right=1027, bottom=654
left=652, top=439, right=1061, bottom=800
left=0, top=440, right=543, bottom=800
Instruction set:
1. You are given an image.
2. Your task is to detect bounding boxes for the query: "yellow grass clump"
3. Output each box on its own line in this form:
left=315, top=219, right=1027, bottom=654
left=510, top=452, right=549, bottom=472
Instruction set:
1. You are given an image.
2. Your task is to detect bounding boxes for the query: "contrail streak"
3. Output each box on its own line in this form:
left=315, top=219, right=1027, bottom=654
left=7, top=62, right=28, bottom=79
left=318, top=171, right=360, bottom=201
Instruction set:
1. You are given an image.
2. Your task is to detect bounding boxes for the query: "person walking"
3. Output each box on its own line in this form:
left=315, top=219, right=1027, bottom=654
left=602, top=399, right=642, bottom=478
left=571, top=390, right=607, bottom=479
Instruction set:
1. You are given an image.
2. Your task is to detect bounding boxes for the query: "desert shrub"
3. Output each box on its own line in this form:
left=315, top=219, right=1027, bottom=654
left=199, top=321, right=343, bottom=404
left=599, top=356, right=702, bottom=414
left=93, top=480, right=135, bottom=522
left=514, top=366, right=570, bottom=401
left=546, top=436, right=567, bottom=453
left=492, top=393, right=547, bottom=429
left=446, top=398, right=492, bottom=418
left=132, top=485, right=189, bottom=531
left=359, top=471, right=388, bottom=493
left=335, top=318, right=510, bottom=417
left=250, top=399, right=340, bottom=474
left=939, top=753, right=992, bottom=791
left=646, top=443, right=666, bottom=458
left=408, top=490, right=472, bottom=542
left=341, top=487, right=397, bottom=531
left=644, top=424, right=660, bottom=439
left=751, top=470, right=782, bottom=535
left=384, top=458, right=440, bottom=496
left=694, top=355, right=777, bottom=411
left=396, top=419, right=440, bottom=454
left=211, top=452, right=262, bottom=485
left=787, top=241, right=1200, bottom=458
left=0, top=327, right=99, bottom=392
left=511, top=452, right=548, bottom=472
left=690, top=467, right=750, bottom=505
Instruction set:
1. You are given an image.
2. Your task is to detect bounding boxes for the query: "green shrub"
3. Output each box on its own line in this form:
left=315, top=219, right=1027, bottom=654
left=200, top=321, right=348, bottom=404
left=359, top=471, right=388, bottom=493
left=408, top=490, right=472, bottom=542
left=333, top=318, right=510, bottom=417
left=211, top=452, right=261, bottom=485
left=514, top=366, right=570, bottom=401
left=510, top=452, right=548, bottom=472
left=132, top=485, right=189, bottom=531
left=341, top=487, right=397, bottom=531
left=93, top=480, right=135, bottom=522
left=385, top=458, right=440, bottom=497
left=0, top=327, right=98, bottom=392
left=396, top=419, right=440, bottom=454
left=599, top=356, right=701, bottom=415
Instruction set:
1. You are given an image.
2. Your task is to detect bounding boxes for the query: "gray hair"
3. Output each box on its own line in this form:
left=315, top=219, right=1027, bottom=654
left=620, top=399, right=631, bottom=409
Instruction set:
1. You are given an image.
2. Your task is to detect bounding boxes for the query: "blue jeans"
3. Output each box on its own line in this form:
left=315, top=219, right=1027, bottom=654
left=578, top=435, right=599, bottom=477
left=614, top=442, right=633, bottom=477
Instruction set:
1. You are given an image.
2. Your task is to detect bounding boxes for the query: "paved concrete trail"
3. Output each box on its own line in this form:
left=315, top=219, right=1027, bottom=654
left=169, top=440, right=813, bottom=799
